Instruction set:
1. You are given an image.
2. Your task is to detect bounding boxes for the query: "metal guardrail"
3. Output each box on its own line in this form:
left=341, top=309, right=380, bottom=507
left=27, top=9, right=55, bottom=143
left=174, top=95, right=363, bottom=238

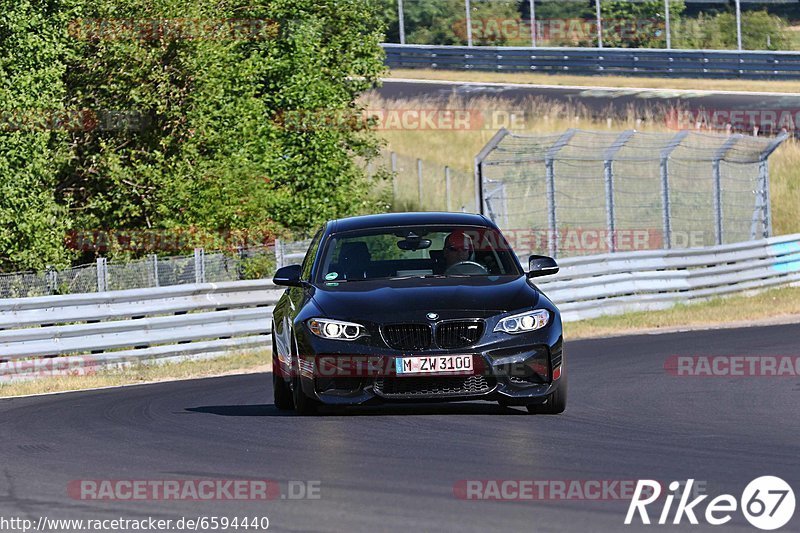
left=537, top=233, right=800, bottom=321
left=2, top=233, right=798, bottom=380
left=382, top=44, right=800, bottom=79
left=0, top=280, right=279, bottom=381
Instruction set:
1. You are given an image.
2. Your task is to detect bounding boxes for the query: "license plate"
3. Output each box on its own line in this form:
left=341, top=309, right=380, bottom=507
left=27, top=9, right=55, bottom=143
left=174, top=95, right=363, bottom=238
left=395, top=355, right=473, bottom=375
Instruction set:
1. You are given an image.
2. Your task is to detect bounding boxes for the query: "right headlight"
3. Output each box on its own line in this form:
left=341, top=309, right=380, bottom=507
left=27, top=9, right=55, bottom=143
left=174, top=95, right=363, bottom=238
left=493, top=309, right=550, bottom=334
left=307, top=318, right=368, bottom=341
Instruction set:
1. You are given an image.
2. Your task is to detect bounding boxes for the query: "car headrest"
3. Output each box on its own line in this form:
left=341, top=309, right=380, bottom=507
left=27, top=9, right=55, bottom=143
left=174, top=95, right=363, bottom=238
left=339, top=241, right=371, bottom=264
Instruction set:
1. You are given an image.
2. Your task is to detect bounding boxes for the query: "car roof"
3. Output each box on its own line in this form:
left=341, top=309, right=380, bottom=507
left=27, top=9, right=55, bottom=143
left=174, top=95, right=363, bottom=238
left=327, top=212, right=494, bottom=234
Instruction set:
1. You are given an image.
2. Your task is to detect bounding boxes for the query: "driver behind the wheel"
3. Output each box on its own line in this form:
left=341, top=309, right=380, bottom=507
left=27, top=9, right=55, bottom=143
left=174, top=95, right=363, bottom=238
left=443, top=230, right=475, bottom=270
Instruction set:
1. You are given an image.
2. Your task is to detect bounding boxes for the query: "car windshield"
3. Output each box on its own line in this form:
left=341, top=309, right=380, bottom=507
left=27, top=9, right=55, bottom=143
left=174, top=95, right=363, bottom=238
left=315, top=225, right=522, bottom=282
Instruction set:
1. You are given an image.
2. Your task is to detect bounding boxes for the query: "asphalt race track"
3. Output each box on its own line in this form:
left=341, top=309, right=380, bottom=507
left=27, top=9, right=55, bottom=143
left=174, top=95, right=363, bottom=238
left=1, top=323, right=798, bottom=532
left=376, top=78, right=800, bottom=121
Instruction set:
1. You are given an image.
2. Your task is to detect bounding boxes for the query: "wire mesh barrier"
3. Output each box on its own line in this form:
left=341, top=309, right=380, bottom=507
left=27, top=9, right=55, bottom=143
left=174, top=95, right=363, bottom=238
left=385, top=151, right=477, bottom=213
left=477, top=128, right=788, bottom=258
left=0, top=246, right=275, bottom=299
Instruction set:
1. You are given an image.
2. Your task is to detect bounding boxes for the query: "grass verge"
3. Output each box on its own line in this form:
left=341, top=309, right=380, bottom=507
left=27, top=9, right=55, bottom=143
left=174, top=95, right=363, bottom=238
left=387, top=69, right=800, bottom=93
left=0, top=349, right=270, bottom=399
left=566, top=285, right=800, bottom=340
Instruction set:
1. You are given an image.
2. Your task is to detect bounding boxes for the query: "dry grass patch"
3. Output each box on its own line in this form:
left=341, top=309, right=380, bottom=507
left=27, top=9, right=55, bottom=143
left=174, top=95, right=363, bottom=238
left=0, top=349, right=270, bottom=398
left=566, top=285, right=800, bottom=339
left=387, top=69, right=800, bottom=93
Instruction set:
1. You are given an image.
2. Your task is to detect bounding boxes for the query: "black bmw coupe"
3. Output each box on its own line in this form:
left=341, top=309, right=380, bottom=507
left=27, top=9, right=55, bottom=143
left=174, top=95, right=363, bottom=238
left=270, top=212, right=565, bottom=415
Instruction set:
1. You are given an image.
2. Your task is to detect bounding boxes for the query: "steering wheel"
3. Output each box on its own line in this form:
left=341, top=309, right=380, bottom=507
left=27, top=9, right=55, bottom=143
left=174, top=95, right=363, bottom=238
left=444, top=260, right=489, bottom=276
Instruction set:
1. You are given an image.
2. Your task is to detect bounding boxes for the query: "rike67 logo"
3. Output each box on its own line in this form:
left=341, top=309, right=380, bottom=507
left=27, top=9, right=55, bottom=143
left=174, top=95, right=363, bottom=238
left=626, top=477, right=795, bottom=530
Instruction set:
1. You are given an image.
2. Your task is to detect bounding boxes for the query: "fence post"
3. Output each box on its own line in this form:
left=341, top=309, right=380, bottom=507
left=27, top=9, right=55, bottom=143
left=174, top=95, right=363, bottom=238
left=659, top=131, right=688, bottom=249
left=712, top=134, right=742, bottom=246
left=595, top=0, right=603, bottom=49
left=397, top=0, right=405, bottom=44
left=544, top=129, right=577, bottom=258
left=417, top=158, right=423, bottom=207
left=473, top=128, right=510, bottom=216
left=445, top=166, right=452, bottom=212
left=46, top=268, right=57, bottom=295
left=275, top=238, right=284, bottom=269
left=759, top=161, right=771, bottom=239
left=465, top=0, right=473, bottom=47
left=150, top=254, right=159, bottom=287
left=96, top=257, right=108, bottom=292
left=390, top=152, right=398, bottom=202
left=756, top=133, right=788, bottom=239
left=603, top=130, right=635, bottom=252
left=194, top=248, right=205, bottom=284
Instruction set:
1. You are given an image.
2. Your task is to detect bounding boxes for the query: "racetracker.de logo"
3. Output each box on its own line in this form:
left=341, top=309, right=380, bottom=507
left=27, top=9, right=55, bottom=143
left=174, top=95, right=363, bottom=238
left=453, top=479, right=660, bottom=501
left=68, top=18, right=279, bottom=41
left=275, top=108, right=525, bottom=132
left=454, top=18, right=664, bottom=43
left=664, top=356, right=800, bottom=377
left=67, top=479, right=321, bottom=501
left=666, top=108, right=800, bottom=134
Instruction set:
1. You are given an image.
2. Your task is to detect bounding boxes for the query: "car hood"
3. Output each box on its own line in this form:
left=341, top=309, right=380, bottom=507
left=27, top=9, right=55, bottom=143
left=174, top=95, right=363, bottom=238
left=309, top=275, right=539, bottom=321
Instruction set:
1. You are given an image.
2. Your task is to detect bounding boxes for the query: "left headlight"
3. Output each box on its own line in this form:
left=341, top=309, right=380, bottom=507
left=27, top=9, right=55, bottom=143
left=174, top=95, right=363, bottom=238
left=307, top=318, right=368, bottom=341
left=494, top=309, right=550, bottom=334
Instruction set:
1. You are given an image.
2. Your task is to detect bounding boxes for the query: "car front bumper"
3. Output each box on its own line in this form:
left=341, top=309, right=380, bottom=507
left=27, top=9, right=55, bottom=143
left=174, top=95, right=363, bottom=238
left=290, top=322, right=564, bottom=406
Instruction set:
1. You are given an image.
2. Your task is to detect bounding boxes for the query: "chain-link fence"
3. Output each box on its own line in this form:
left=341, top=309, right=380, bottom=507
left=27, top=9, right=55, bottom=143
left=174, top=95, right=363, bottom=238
left=0, top=246, right=276, bottom=299
left=478, top=128, right=788, bottom=258
left=386, top=151, right=477, bottom=213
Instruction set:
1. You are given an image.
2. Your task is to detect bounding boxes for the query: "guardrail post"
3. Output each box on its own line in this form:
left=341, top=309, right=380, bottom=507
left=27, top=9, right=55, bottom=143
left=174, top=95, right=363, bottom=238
left=194, top=248, right=205, bottom=284
left=545, top=129, right=577, bottom=258
left=150, top=254, right=159, bottom=287
left=603, top=130, right=635, bottom=252
left=659, top=131, right=688, bottom=249
left=445, top=166, right=452, bottom=212
left=96, top=257, right=108, bottom=292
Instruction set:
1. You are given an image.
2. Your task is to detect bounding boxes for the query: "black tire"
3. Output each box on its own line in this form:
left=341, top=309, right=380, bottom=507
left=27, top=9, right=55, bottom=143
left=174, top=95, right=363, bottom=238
left=272, top=332, right=294, bottom=410
left=290, top=336, right=319, bottom=416
left=292, top=373, right=318, bottom=415
left=273, top=365, right=294, bottom=411
left=526, top=377, right=567, bottom=415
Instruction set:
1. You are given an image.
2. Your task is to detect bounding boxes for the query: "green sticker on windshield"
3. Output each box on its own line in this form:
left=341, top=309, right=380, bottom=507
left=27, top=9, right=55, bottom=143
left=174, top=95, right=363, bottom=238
left=325, top=272, right=338, bottom=280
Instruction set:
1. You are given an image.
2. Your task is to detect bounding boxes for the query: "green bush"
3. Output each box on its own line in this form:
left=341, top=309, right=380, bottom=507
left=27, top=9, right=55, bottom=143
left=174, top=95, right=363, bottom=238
left=0, top=0, right=390, bottom=272
left=673, top=9, right=790, bottom=50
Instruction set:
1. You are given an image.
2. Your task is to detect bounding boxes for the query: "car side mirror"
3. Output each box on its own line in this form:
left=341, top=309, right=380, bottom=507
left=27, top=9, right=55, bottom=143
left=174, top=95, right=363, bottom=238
left=527, top=255, right=559, bottom=278
left=273, top=264, right=303, bottom=287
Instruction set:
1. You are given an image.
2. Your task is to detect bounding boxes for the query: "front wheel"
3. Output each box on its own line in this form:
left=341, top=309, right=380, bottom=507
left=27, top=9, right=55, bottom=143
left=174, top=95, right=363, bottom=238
left=526, top=377, right=567, bottom=415
left=273, top=368, right=294, bottom=411
left=290, top=338, right=319, bottom=416
left=292, top=373, right=318, bottom=415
